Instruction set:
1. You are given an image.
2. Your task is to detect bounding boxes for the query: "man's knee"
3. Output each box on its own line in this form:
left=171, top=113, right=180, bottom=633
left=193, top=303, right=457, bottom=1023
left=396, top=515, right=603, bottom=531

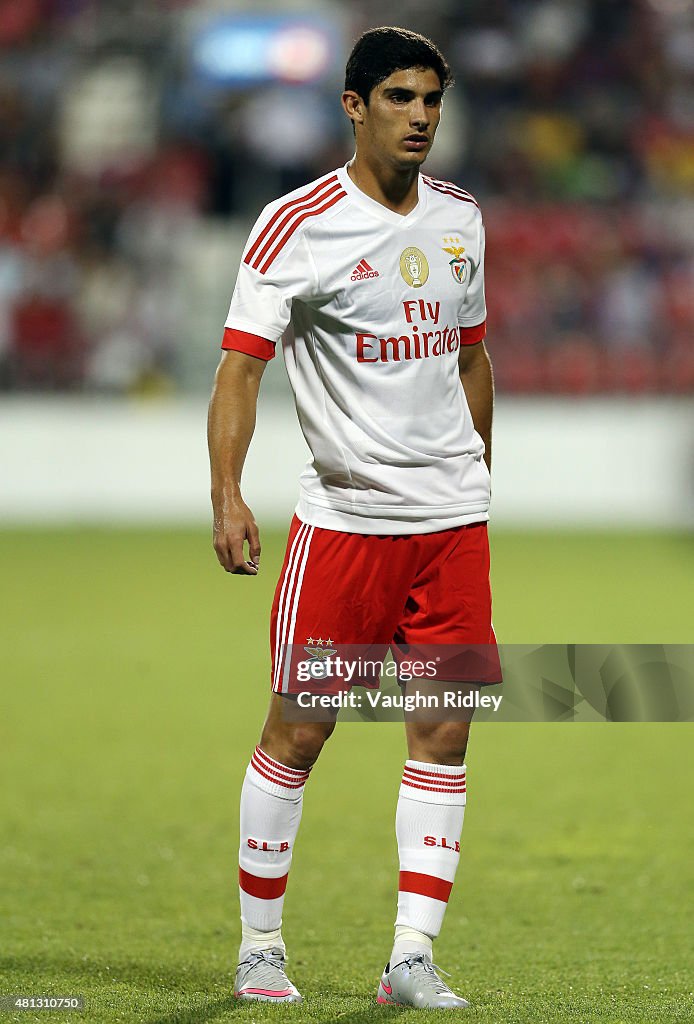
left=285, top=722, right=334, bottom=769
left=408, top=721, right=471, bottom=765
left=260, top=715, right=335, bottom=771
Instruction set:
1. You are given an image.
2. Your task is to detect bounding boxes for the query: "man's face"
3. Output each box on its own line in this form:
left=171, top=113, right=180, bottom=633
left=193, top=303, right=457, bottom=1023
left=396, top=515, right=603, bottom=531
left=346, top=66, right=443, bottom=169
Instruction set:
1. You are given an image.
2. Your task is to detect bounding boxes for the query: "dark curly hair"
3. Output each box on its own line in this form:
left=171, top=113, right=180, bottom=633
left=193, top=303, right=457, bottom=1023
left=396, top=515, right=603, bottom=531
left=344, top=26, right=453, bottom=104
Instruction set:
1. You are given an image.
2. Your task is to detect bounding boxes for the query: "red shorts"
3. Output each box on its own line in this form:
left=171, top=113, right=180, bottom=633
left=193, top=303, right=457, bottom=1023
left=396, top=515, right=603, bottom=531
left=270, top=515, right=500, bottom=693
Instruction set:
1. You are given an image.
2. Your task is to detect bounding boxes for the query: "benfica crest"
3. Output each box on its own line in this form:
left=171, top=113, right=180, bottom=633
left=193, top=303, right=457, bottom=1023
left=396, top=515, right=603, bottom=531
left=304, top=637, right=337, bottom=660
left=442, top=240, right=468, bottom=284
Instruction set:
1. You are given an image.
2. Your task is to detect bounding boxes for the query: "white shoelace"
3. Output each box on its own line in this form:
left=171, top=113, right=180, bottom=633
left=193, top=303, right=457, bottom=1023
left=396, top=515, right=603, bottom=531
left=403, top=954, right=452, bottom=994
left=238, top=948, right=290, bottom=985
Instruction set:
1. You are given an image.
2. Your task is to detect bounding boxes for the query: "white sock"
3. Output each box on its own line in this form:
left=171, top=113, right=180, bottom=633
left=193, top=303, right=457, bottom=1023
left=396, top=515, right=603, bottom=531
left=390, top=924, right=433, bottom=966
left=391, top=759, right=467, bottom=965
left=240, top=922, right=284, bottom=959
left=238, top=745, right=310, bottom=960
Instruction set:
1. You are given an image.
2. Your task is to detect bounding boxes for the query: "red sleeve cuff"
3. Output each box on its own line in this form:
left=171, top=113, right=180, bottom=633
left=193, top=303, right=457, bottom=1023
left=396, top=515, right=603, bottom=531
left=458, top=320, right=487, bottom=345
left=222, top=327, right=276, bottom=361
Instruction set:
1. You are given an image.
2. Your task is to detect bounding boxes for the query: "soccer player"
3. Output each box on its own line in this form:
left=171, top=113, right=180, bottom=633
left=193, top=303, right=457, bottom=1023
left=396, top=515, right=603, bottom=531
left=208, top=26, right=497, bottom=1010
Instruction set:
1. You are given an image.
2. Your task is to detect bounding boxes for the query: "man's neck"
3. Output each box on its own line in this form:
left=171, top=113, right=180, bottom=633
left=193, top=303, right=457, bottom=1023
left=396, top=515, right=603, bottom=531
left=346, top=155, right=420, bottom=216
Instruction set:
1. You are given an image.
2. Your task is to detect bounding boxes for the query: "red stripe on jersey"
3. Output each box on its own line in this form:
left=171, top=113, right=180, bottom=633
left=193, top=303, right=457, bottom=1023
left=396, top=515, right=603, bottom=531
left=239, top=868, right=288, bottom=900
left=459, top=321, right=487, bottom=345
left=424, top=181, right=479, bottom=207
left=423, top=175, right=480, bottom=207
left=399, top=870, right=453, bottom=902
left=244, top=175, right=339, bottom=266
left=258, top=191, right=347, bottom=275
left=254, top=746, right=309, bottom=780
left=361, top=260, right=375, bottom=272
left=221, top=327, right=276, bottom=361
left=423, top=179, right=480, bottom=208
left=404, top=766, right=466, bottom=781
left=251, top=756, right=307, bottom=789
left=251, top=181, right=344, bottom=271
left=252, top=180, right=345, bottom=270
left=431, top=177, right=478, bottom=203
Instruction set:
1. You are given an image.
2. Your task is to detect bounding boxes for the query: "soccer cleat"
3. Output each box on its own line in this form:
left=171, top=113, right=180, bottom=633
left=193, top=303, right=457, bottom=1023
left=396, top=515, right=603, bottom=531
left=377, top=953, right=469, bottom=1009
left=234, top=947, right=303, bottom=1003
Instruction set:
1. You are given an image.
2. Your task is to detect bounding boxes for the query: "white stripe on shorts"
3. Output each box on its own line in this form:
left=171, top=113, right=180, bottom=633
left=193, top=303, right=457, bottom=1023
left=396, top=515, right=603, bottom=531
left=272, top=523, right=312, bottom=692
left=279, top=526, right=314, bottom=693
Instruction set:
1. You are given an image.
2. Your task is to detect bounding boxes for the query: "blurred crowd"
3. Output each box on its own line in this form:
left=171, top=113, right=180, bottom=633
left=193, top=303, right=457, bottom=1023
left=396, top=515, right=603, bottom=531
left=0, top=0, right=693, bottom=394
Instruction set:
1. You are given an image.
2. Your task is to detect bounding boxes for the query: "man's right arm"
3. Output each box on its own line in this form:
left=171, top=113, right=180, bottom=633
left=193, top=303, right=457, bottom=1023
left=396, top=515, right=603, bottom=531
left=208, top=349, right=267, bottom=575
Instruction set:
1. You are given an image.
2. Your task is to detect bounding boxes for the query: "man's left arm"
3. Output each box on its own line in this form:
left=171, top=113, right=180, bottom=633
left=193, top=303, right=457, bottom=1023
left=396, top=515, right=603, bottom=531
left=458, top=340, right=494, bottom=474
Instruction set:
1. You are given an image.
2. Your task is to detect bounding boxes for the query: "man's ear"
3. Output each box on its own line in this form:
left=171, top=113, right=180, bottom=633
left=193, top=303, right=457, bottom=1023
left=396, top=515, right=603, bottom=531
left=341, top=90, right=364, bottom=128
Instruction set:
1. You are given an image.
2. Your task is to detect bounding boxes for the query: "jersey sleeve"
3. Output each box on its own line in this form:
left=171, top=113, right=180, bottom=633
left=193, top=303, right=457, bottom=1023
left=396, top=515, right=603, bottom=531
left=222, top=210, right=318, bottom=361
left=457, top=216, right=487, bottom=345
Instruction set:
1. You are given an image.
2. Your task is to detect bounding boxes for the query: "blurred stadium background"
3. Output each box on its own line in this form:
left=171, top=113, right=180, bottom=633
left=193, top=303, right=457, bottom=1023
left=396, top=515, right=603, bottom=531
left=1, top=4, right=693, bottom=1022
left=2, top=0, right=694, bottom=396
left=0, top=0, right=692, bottom=527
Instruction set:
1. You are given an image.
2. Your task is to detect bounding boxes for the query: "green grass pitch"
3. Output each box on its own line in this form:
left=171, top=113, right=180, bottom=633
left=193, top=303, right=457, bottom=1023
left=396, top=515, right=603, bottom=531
left=1, top=528, right=692, bottom=1023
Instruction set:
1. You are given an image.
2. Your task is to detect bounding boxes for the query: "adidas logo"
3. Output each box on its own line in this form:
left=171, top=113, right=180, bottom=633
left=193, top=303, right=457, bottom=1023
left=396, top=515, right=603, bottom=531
left=351, top=259, right=380, bottom=281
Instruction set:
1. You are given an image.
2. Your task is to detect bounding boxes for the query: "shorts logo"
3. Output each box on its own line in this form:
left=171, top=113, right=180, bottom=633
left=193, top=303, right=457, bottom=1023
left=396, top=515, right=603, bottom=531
left=351, top=259, right=380, bottom=281
left=399, top=246, right=429, bottom=288
left=443, top=238, right=468, bottom=284
left=302, top=636, right=337, bottom=683
left=304, top=636, right=336, bottom=658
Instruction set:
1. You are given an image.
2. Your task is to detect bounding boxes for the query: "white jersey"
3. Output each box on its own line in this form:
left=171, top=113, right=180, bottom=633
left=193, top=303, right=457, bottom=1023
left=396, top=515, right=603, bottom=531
left=223, top=164, right=490, bottom=535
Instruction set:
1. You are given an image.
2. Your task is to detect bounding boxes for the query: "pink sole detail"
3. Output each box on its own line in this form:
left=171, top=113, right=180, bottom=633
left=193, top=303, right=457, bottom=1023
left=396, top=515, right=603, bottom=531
left=236, top=987, right=294, bottom=998
left=378, top=995, right=403, bottom=1005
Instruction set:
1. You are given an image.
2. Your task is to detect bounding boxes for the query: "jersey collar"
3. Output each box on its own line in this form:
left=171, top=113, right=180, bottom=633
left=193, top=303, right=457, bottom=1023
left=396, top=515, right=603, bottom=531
left=336, top=164, right=428, bottom=227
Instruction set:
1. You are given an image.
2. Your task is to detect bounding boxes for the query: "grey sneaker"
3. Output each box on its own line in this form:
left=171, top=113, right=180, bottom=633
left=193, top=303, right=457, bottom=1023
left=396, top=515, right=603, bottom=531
left=377, top=953, right=469, bottom=1009
left=234, top=947, right=303, bottom=1003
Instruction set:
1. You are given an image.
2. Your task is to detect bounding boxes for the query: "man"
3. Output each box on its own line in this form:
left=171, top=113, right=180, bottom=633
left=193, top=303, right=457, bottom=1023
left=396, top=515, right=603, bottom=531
left=208, top=26, right=497, bottom=1010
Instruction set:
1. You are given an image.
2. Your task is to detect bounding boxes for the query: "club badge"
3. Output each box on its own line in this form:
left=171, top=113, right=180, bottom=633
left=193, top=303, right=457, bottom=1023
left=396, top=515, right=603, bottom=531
left=442, top=239, right=468, bottom=284
left=304, top=637, right=336, bottom=659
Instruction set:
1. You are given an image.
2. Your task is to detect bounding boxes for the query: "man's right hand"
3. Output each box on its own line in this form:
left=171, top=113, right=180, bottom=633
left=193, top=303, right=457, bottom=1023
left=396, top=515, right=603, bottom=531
left=208, top=349, right=267, bottom=575
left=212, top=496, right=261, bottom=575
